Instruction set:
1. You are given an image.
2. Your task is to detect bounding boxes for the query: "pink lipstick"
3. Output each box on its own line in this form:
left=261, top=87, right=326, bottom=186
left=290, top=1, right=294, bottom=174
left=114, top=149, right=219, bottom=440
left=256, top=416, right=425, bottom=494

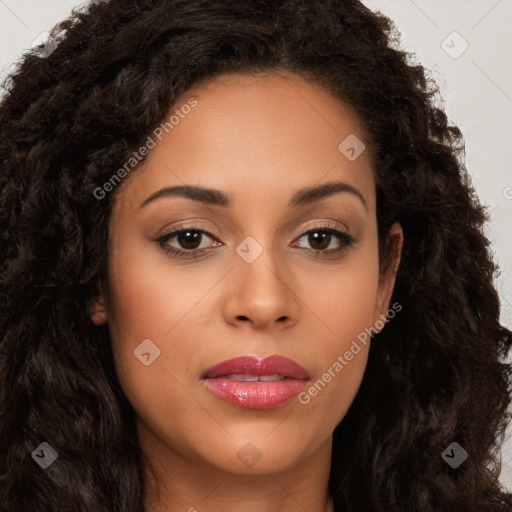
left=201, top=354, right=310, bottom=409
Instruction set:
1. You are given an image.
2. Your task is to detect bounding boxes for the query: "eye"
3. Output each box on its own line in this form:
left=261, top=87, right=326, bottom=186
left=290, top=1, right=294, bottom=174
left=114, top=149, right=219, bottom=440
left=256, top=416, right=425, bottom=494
left=291, top=222, right=356, bottom=256
left=153, top=226, right=221, bottom=258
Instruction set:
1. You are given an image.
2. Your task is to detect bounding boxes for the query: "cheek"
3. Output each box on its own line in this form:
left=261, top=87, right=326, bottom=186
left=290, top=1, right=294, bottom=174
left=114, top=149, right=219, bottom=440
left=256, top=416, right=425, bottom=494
left=105, top=253, right=211, bottom=442
left=294, top=243, right=379, bottom=422
left=105, top=248, right=227, bottom=404
left=106, top=249, right=214, bottom=352
left=304, top=239, right=380, bottom=350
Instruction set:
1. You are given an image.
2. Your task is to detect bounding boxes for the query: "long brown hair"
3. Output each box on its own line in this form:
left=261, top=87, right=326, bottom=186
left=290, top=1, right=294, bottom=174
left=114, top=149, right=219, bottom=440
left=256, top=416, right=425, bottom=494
left=1, top=1, right=511, bottom=510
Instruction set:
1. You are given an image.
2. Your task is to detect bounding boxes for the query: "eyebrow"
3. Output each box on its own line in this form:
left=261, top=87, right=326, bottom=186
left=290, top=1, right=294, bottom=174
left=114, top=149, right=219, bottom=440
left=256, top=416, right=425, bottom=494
left=139, top=180, right=367, bottom=210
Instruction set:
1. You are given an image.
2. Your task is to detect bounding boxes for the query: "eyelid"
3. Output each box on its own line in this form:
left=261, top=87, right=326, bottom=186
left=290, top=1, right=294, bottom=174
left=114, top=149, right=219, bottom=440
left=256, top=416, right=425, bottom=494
left=293, top=219, right=349, bottom=238
left=154, top=220, right=222, bottom=240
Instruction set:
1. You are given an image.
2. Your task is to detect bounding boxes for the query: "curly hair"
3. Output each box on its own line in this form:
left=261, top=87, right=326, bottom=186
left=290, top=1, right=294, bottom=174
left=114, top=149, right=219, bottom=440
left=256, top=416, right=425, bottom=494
left=1, top=0, right=511, bottom=510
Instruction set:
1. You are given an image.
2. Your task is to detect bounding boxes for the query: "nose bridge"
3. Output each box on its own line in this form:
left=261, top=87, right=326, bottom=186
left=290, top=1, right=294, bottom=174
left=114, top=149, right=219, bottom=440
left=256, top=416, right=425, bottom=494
left=235, top=229, right=286, bottom=294
left=225, top=225, right=300, bottom=327
left=231, top=195, right=284, bottom=269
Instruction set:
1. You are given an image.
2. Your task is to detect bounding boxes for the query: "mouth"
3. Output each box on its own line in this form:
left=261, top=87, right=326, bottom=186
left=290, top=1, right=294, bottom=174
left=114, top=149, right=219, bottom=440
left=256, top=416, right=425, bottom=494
left=201, top=354, right=311, bottom=410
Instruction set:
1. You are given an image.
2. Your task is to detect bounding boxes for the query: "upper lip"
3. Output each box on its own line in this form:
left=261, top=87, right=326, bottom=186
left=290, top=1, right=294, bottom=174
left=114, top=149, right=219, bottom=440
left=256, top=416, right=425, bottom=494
left=201, top=354, right=311, bottom=380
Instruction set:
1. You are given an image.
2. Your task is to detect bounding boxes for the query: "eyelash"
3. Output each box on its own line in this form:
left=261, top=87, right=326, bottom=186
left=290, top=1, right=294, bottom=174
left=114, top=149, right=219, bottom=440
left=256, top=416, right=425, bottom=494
left=152, top=221, right=356, bottom=259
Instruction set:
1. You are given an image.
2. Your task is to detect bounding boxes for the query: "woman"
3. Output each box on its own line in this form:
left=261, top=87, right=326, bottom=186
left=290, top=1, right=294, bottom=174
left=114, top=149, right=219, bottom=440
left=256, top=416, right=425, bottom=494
left=0, top=1, right=511, bottom=511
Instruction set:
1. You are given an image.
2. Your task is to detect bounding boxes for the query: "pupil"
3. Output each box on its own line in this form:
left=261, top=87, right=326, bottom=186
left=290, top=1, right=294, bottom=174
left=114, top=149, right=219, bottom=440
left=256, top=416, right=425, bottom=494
left=310, top=231, right=330, bottom=250
left=178, top=231, right=201, bottom=249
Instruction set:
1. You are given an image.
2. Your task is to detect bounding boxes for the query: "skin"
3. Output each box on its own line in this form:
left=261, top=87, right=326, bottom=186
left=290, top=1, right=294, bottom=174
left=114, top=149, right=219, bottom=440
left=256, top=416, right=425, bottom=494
left=90, top=71, right=403, bottom=512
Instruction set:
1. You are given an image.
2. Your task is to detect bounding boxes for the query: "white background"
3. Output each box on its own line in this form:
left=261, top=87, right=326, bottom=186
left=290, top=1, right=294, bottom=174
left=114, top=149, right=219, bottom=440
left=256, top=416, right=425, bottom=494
left=1, top=0, right=511, bottom=493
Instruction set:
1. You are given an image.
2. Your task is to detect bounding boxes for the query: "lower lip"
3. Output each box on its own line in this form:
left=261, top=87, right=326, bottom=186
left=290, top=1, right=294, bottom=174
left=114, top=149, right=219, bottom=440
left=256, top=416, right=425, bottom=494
left=202, top=377, right=309, bottom=409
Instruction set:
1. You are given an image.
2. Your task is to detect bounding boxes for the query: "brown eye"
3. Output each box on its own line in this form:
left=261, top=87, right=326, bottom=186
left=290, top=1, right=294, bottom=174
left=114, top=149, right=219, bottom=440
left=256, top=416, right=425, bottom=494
left=174, top=230, right=203, bottom=250
left=154, top=227, right=220, bottom=257
left=307, top=231, right=333, bottom=251
left=293, top=226, right=355, bottom=255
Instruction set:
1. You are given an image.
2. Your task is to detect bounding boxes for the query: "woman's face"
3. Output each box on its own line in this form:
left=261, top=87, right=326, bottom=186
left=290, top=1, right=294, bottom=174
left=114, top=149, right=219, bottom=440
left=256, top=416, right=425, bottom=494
left=92, top=71, right=402, bottom=477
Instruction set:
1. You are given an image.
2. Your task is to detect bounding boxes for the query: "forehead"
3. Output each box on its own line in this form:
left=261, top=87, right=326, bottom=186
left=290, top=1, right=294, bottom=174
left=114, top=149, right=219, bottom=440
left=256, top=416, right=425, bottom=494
left=113, top=70, right=375, bottom=213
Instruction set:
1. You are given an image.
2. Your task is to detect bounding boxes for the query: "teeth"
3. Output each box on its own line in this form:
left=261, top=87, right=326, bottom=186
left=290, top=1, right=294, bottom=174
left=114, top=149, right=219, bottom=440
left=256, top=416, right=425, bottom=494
left=222, top=374, right=287, bottom=382
left=258, top=374, right=287, bottom=381
left=226, top=374, right=259, bottom=382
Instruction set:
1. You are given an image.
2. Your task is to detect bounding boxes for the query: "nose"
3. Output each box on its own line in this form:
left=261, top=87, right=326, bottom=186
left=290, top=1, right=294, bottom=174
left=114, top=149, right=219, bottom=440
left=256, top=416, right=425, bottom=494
left=222, top=241, right=300, bottom=330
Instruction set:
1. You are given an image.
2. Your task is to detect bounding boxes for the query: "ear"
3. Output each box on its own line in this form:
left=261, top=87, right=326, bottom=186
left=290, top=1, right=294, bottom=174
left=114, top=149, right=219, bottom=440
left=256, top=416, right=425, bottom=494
left=89, top=281, right=108, bottom=325
left=372, top=221, right=403, bottom=329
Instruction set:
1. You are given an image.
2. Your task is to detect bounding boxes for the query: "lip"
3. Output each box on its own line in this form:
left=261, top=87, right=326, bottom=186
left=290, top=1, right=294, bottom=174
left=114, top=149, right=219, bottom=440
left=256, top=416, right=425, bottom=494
left=201, top=354, right=311, bottom=410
